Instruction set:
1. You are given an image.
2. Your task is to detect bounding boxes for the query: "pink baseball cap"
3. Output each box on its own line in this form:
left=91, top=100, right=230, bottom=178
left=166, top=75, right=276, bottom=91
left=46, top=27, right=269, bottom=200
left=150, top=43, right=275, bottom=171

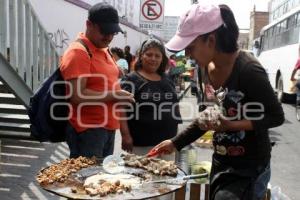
left=165, top=2, right=224, bottom=52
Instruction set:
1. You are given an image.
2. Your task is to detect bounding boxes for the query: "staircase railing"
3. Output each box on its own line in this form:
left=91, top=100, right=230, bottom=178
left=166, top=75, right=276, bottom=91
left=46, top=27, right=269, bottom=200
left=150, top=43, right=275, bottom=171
left=0, top=0, right=59, bottom=104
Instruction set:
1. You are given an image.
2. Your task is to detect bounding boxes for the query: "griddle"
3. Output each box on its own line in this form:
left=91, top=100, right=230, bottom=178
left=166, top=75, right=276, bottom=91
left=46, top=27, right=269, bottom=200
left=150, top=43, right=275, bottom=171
left=38, top=161, right=190, bottom=199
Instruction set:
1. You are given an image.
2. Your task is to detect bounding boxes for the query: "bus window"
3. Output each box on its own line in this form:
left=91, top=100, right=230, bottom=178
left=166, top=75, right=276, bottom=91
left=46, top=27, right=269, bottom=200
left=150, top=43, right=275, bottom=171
left=264, top=30, right=269, bottom=50
left=287, top=14, right=296, bottom=29
left=281, top=20, right=287, bottom=32
left=297, top=13, right=300, bottom=26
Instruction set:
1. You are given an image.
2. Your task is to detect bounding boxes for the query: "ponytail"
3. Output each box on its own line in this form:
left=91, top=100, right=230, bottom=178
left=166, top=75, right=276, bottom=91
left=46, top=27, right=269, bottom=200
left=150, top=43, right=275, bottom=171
left=211, top=4, right=239, bottom=53
left=200, top=5, right=239, bottom=53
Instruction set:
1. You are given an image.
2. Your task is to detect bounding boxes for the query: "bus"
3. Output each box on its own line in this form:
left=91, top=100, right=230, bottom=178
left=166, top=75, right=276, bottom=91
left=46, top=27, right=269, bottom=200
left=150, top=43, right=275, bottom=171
left=257, top=6, right=300, bottom=102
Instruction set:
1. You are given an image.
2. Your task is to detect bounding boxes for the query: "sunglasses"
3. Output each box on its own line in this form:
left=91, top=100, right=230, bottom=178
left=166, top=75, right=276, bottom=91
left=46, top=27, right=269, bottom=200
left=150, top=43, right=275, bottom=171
left=101, top=31, right=119, bottom=36
left=96, top=24, right=118, bottom=36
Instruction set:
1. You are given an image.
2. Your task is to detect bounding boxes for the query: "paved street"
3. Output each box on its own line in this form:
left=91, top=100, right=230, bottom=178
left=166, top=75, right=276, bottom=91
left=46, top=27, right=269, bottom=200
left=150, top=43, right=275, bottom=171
left=0, top=94, right=299, bottom=199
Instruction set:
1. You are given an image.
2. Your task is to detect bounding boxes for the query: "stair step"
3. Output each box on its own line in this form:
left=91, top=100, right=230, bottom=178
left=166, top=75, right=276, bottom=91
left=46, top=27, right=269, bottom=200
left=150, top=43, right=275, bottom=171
left=0, top=83, right=11, bottom=93
left=0, top=104, right=27, bottom=114
left=0, top=122, right=30, bottom=132
left=0, top=130, right=31, bottom=138
left=0, top=113, right=30, bottom=123
left=0, top=93, right=20, bottom=105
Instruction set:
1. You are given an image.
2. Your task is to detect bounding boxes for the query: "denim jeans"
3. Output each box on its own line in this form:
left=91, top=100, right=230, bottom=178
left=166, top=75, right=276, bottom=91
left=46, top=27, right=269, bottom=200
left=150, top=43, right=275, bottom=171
left=211, top=156, right=270, bottom=200
left=253, top=163, right=271, bottom=200
left=65, top=123, right=115, bottom=159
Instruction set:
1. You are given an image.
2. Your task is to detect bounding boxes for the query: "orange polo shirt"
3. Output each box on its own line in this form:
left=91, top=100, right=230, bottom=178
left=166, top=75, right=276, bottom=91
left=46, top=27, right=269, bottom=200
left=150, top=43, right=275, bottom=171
left=60, top=33, right=120, bottom=132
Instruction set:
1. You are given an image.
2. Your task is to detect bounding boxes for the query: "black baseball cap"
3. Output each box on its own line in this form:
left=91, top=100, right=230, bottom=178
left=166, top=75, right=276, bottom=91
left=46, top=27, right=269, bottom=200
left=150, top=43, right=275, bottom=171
left=88, top=3, right=123, bottom=34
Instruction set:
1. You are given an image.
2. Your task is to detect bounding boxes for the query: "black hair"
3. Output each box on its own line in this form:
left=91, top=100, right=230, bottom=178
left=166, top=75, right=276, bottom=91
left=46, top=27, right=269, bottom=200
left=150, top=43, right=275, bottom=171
left=202, top=4, right=239, bottom=53
left=111, top=47, right=125, bottom=59
left=134, top=39, right=168, bottom=75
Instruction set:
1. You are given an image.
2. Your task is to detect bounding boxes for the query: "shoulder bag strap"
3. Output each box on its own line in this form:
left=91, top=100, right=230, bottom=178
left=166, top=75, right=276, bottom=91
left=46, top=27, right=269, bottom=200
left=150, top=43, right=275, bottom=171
left=76, top=39, right=92, bottom=58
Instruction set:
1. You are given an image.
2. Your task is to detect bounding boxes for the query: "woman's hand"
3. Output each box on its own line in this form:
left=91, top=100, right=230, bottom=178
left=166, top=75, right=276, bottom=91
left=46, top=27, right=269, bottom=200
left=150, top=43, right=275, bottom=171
left=121, top=133, right=133, bottom=152
left=205, top=117, right=232, bottom=132
left=204, top=118, right=253, bottom=132
left=150, top=140, right=175, bottom=156
left=114, top=90, right=135, bottom=103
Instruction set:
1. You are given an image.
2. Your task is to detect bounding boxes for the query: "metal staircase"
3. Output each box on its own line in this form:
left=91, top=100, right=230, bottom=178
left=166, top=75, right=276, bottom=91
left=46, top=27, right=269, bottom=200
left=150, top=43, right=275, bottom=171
left=0, top=0, right=59, bottom=138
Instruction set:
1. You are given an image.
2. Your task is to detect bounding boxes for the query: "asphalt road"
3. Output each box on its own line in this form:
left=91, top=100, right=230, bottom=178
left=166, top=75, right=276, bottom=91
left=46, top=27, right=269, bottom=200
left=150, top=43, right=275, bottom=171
left=0, top=101, right=299, bottom=200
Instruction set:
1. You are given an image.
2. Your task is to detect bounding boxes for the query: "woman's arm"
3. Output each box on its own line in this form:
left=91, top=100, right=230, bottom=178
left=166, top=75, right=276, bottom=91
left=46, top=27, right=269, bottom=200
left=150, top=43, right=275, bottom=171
left=120, top=111, right=133, bottom=152
left=171, top=119, right=206, bottom=151
left=291, top=59, right=300, bottom=81
left=291, top=68, right=298, bottom=82
left=241, top=63, right=285, bottom=130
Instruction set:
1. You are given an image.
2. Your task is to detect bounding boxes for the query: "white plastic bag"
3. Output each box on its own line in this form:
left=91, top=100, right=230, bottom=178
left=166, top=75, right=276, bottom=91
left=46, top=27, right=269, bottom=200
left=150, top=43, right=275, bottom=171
left=271, top=185, right=291, bottom=200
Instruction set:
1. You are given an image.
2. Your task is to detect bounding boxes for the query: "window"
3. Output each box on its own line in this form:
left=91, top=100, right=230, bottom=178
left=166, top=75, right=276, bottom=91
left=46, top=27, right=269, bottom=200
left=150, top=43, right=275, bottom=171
left=287, top=14, right=296, bottom=29
left=280, top=20, right=287, bottom=33
left=275, top=23, right=281, bottom=35
left=261, top=9, right=300, bottom=51
left=297, top=13, right=300, bottom=26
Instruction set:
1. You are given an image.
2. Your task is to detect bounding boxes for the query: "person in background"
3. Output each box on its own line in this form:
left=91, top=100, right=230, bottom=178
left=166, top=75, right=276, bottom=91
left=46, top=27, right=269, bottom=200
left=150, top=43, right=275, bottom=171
left=151, top=3, right=284, bottom=200
left=60, top=3, right=134, bottom=159
left=120, top=39, right=182, bottom=160
left=111, top=47, right=129, bottom=74
left=290, top=45, right=300, bottom=99
left=166, top=54, right=177, bottom=81
left=124, top=45, right=133, bottom=72
left=168, top=54, right=177, bottom=72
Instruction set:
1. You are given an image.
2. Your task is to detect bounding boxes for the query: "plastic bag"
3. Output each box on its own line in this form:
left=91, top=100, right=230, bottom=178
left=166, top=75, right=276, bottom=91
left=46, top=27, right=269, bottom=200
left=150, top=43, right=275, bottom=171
left=271, top=185, right=291, bottom=200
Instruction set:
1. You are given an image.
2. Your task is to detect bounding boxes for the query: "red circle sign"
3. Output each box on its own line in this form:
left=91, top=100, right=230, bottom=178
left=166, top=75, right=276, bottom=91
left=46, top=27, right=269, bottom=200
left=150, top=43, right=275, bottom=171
left=142, top=0, right=162, bottom=20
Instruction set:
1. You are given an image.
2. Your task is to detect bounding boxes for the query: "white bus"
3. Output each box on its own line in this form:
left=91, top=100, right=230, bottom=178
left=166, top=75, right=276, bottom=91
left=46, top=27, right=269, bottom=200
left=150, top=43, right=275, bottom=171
left=257, top=6, right=300, bottom=102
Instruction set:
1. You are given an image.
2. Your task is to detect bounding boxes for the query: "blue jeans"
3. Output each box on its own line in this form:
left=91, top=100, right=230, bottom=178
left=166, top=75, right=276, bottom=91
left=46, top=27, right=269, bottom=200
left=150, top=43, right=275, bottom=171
left=211, top=156, right=270, bottom=200
left=253, top=163, right=271, bottom=200
left=65, top=123, right=115, bottom=159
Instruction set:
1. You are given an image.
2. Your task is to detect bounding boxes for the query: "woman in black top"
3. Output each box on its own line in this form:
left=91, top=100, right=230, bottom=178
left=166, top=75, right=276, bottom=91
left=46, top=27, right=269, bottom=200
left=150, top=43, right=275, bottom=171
left=152, top=3, right=284, bottom=200
left=120, top=39, right=181, bottom=160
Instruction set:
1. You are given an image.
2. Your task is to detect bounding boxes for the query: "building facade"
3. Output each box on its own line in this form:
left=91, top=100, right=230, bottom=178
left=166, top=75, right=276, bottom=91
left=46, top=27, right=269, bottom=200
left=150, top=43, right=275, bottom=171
left=162, top=16, right=179, bottom=41
left=239, top=31, right=250, bottom=50
left=248, top=8, right=269, bottom=49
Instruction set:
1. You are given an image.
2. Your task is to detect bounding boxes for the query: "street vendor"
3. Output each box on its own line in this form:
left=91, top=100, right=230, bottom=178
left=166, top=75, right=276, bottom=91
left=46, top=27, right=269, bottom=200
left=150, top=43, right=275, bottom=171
left=151, top=3, right=284, bottom=200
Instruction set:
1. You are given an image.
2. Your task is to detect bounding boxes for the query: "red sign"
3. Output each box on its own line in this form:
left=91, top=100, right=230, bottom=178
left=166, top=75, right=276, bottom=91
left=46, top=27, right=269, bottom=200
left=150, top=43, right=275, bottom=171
left=142, top=0, right=163, bottom=21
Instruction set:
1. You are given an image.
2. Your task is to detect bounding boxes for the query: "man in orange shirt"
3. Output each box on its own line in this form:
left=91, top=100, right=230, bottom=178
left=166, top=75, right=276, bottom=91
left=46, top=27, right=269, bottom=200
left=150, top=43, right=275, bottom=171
left=60, top=3, right=134, bottom=159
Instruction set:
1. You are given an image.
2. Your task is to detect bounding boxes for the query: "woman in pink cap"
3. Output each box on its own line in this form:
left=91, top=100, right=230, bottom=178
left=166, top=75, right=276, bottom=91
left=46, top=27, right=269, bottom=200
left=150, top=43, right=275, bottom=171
left=151, top=3, right=284, bottom=200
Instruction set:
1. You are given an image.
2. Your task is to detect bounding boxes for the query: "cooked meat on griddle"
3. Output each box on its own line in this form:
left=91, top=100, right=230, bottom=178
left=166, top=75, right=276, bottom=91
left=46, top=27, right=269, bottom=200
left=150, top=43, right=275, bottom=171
left=36, top=156, right=96, bottom=185
left=122, top=154, right=178, bottom=176
left=82, top=174, right=135, bottom=197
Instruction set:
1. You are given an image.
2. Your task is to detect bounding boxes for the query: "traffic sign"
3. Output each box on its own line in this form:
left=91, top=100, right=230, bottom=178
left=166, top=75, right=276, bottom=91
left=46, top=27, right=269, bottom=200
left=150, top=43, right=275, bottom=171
left=140, top=0, right=164, bottom=30
left=142, top=0, right=162, bottom=20
left=140, top=0, right=164, bottom=24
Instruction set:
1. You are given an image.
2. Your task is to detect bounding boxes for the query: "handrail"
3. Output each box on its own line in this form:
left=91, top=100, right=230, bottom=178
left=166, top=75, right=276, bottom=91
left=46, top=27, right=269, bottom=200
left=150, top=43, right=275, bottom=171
left=0, top=0, right=59, bottom=93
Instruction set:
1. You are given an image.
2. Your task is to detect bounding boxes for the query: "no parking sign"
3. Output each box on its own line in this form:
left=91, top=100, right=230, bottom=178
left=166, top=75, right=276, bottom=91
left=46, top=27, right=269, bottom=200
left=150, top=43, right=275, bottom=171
left=140, top=0, right=165, bottom=30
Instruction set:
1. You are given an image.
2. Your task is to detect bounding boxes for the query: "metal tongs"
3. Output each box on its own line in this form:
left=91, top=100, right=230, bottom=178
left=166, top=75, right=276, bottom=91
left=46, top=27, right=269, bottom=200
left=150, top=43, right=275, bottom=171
left=144, top=173, right=209, bottom=185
